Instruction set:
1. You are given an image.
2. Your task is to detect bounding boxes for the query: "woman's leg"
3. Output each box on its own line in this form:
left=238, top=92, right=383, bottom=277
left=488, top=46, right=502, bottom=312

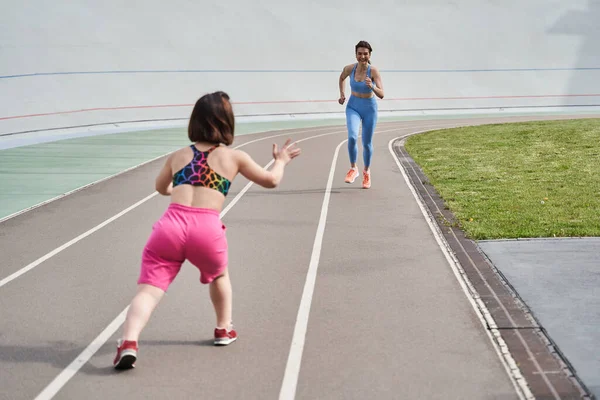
left=345, top=106, right=361, bottom=168
left=359, top=99, right=378, bottom=189
left=209, top=268, right=237, bottom=345
left=361, top=101, right=378, bottom=170
left=345, top=103, right=362, bottom=183
left=122, top=284, right=165, bottom=341
left=209, top=268, right=232, bottom=329
left=114, top=206, right=183, bottom=368
left=114, top=284, right=166, bottom=368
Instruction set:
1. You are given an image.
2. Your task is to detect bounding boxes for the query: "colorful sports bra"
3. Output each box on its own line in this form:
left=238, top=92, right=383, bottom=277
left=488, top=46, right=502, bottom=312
left=172, top=145, right=231, bottom=196
left=350, top=63, right=376, bottom=94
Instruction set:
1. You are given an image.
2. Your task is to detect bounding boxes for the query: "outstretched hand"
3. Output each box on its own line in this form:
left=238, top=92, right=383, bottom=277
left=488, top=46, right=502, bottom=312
left=273, top=138, right=301, bottom=164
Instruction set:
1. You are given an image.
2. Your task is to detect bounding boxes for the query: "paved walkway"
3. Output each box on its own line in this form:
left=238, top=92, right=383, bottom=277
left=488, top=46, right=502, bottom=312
left=479, top=238, right=600, bottom=398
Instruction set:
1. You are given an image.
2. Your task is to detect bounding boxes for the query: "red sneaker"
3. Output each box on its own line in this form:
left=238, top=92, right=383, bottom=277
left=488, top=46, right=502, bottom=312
left=113, top=339, right=138, bottom=370
left=214, top=327, right=238, bottom=346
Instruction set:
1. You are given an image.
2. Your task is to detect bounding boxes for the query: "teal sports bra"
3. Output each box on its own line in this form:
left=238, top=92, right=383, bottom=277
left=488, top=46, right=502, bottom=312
left=350, top=63, right=375, bottom=94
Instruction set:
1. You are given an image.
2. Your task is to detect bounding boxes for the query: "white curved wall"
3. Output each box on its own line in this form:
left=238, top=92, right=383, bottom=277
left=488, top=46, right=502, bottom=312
left=1, top=0, right=599, bottom=136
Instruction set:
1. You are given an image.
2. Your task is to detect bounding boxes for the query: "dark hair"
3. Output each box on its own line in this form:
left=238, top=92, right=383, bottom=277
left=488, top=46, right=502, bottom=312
left=188, top=91, right=235, bottom=145
left=355, top=40, right=373, bottom=64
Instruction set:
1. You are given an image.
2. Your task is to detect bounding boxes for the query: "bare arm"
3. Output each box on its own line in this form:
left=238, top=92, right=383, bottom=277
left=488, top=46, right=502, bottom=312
left=155, top=154, right=174, bottom=195
left=236, top=139, right=301, bottom=188
left=369, top=66, right=385, bottom=99
left=338, top=65, right=353, bottom=105
left=236, top=151, right=281, bottom=188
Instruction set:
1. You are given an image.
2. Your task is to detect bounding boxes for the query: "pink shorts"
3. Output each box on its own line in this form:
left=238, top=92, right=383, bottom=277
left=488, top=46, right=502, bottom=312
left=138, top=203, right=228, bottom=291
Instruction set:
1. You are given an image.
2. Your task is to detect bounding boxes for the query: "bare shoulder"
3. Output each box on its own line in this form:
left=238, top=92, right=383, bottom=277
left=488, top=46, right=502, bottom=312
left=173, top=145, right=192, bottom=159
left=209, top=144, right=239, bottom=162
left=163, top=146, right=190, bottom=173
left=343, top=63, right=355, bottom=73
left=340, top=63, right=354, bottom=77
left=230, top=148, right=250, bottom=162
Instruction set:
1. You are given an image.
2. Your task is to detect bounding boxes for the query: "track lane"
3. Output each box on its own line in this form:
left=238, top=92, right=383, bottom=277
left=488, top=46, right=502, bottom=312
left=3, top=116, right=598, bottom=399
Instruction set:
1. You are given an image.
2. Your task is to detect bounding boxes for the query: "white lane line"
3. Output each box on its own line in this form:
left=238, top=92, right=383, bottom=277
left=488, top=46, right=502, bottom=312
left=387, top=135, right=532, bottom=400
left=221, top=159, right=275, bottom=216
left=0, top=192, right=158, bottom=289
left=278, top=139, right=345, bottom=400
left=34, top=308, right=130, bottom=400
left=0, top=152, right=172, bottom=225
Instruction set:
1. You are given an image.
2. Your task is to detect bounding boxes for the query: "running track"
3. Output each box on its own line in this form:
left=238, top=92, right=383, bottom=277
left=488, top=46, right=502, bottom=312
left=1, top=115, right=598, bottom=400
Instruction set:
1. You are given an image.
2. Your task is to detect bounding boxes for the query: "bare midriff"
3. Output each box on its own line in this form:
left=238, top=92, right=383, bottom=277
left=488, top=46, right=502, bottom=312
left=351, top=91, right=374, bottom=99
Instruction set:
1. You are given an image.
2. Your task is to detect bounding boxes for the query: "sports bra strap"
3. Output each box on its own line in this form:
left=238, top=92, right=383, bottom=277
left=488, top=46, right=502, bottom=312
left=190, top=144, right=219, bottom=154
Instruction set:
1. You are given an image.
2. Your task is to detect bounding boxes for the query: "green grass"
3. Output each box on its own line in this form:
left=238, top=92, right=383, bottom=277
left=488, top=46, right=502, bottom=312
left=404, top=118, right=600, bottom=240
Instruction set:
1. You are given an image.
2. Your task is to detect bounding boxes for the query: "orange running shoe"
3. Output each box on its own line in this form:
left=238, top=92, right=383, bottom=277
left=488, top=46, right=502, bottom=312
left=344, top=168, right=359, bottom=183
left=362, top=170, right=371, bottom=189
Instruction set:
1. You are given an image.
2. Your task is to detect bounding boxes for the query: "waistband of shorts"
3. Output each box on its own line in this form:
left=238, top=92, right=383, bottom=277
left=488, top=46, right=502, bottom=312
left=168, top=202, right=220, bottom=215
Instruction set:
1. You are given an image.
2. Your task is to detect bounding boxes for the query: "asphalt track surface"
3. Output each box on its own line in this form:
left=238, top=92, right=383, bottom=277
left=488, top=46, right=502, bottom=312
left=1, top=116, right=598, bottom=400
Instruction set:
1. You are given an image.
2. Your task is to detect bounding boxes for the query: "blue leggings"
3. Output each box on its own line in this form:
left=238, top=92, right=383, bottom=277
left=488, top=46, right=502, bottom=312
left=345, top=96, right=378, bottom=167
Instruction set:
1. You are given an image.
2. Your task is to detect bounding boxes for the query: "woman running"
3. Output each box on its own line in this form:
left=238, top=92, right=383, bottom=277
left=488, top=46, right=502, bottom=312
left=338, top=40, right=385, bottom=189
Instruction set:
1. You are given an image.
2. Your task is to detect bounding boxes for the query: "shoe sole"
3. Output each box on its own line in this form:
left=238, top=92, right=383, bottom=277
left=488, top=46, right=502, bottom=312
left=214, top=336, right=238, bottom=346
left=114, top=351, right=137, bottom=370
